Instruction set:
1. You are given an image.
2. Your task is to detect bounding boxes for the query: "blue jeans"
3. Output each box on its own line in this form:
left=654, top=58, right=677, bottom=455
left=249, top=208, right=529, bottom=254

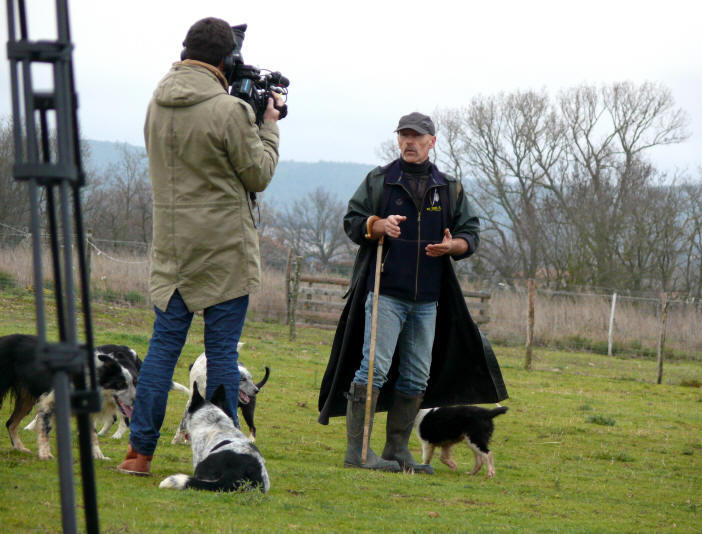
left=129, top=290, right=248, bottom=455
left=353, top=293, right=437, bottom=395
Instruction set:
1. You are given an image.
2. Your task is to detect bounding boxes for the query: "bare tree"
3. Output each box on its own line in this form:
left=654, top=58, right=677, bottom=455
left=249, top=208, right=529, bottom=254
left=273, top=187, right=347, bottom=269
left=424, top=82, right=693, bottom=291
left=1, top=116, right=95, bottom=237
left=433, top=107, right=469, bottom=180
left=680, top=180, right=702, bottom=297
left=375, top=138, right=399, bottom=164
left=435, top=90, right=564, bottom=281
left=540, top=82, right=690, bottom=288
left=0, top=116, right=29, bottom=230
left=82, top=143, right=151, bottom=242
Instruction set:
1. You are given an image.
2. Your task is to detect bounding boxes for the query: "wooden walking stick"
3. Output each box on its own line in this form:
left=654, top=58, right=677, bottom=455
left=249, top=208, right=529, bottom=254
left=361, top=236, right=384, bottom=464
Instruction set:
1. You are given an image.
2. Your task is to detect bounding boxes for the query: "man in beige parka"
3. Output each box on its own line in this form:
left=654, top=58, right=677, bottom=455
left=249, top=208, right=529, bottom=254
left=118, top=17, right=282, bottom=476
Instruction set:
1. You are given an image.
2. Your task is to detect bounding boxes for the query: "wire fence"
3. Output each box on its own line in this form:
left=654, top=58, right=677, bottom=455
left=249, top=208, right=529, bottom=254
left=483, top=283, right=702, bottom=361
left=1, top=225, right=701, bottom=360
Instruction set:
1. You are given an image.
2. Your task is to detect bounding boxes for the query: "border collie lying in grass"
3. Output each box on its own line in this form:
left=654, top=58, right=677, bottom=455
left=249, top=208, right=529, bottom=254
left=414, top=405, right=508, bottom=478
left=160, top=383, right=270, bottom=493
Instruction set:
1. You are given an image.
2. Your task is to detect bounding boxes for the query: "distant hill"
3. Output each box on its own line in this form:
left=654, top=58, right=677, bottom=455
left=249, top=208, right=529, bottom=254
left=83, top=139, right=375, bottom=206
left=263, top=160, right=375, bottom=206
left=84, top=140, right=139, bottom=173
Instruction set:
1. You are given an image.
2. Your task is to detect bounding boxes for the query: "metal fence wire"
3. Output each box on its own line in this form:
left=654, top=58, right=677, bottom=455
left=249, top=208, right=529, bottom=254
left=1, top=229, right=701, bottom=360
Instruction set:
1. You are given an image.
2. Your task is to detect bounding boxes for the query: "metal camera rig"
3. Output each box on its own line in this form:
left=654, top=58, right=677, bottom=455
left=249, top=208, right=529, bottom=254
left=6, top=0, right=101, bottom=532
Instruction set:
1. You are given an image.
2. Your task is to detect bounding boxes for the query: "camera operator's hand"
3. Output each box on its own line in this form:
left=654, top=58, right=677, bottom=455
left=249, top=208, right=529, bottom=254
left=263, top=94, right=283, bottom=123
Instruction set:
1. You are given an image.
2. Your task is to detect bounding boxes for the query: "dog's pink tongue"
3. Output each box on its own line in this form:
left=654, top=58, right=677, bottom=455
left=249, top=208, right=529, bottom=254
left=239, top=391, right=250, bottom=404
left=117, top=399, right=133, bottom=418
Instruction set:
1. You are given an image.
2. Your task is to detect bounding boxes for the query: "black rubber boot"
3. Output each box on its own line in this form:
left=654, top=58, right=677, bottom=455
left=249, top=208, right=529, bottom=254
left=381, top=389, right=434, bottom=474
left=344, top=383, right=401, bottom=472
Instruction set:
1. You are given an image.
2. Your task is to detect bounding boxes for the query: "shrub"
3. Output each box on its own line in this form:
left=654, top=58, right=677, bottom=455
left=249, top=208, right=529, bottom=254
left=0, top=270, right=17, bottom=289
left=124, top=291, right=145, bottom=306
left=587, top=414, right=616, bottom=426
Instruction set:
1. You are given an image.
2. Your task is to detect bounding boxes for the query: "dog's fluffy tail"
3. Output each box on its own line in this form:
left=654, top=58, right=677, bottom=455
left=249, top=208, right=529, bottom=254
left=24, top=414, right=38, bottom=431
left=159, top=474, right=190, bottom=489
left=170, top=381, right=190, bottom=395
left=159, top=473, right=266, bottom=493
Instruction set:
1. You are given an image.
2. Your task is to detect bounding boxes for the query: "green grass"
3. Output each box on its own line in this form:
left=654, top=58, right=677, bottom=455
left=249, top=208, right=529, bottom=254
left=1, top=288, right=701, bottom=533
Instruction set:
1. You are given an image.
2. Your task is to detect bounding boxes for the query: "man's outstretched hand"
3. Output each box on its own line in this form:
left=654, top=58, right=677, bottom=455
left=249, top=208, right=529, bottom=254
left=425, top=229, right=468, bottom=257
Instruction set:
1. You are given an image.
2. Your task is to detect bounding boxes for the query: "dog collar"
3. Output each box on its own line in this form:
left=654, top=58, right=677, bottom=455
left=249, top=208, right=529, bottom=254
left=210, top=439, right=233, bottom=453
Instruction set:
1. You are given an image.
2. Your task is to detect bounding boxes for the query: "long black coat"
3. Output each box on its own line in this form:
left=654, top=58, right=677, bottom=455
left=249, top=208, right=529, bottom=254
left=317, top=252, right=508, bottom=425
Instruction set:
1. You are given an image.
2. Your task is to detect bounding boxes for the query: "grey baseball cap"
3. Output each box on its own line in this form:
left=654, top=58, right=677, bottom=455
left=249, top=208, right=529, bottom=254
left=394, top=112, right=435, bottom=136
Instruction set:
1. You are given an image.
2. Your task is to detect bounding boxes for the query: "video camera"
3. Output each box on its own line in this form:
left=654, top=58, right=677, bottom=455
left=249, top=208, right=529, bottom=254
left=224, top=24, right=289, bottom=125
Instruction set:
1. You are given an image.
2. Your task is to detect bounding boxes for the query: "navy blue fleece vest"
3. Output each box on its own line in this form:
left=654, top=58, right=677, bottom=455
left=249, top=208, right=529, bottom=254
left=366, top=160, right=448, bottom=302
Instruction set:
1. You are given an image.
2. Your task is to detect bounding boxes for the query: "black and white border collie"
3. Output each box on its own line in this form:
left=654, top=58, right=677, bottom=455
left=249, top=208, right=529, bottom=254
left=171, top=346, right=270, bottom=444
left=414, top=405, right=509, bottom=478
left=90, top=344, right=189, bottom=439
left=160, top=383, right=270, bottom=493
left=0, top=334, right=137, bottom=460
left=93, top=344, right=142, bottom=439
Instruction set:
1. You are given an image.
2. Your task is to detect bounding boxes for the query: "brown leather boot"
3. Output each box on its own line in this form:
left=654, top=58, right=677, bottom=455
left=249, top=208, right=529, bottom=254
left=117, top=444, right=153, bottom=476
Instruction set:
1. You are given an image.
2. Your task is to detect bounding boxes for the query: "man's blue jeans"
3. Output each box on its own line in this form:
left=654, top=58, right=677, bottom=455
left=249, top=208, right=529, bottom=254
left=353, top=293, right=437, bottom=395
left=129, top=290, right=248, bottom=455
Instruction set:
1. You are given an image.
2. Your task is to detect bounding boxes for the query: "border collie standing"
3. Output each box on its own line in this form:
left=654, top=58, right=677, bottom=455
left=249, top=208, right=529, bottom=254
left=160, top=383, right=270, bottom=492
left=92, top=344, right=142, bottom=439
left=0, top=334, right=137, bottom=460
left=89, top=344, right=189, bottom=439
left=414, top=405, right=509, bottom=477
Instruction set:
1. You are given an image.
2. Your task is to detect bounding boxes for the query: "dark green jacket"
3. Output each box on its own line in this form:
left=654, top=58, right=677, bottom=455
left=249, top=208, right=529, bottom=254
left=318, top=161, right=508, bottom=424
left=342, top=161, right=479, bottom=297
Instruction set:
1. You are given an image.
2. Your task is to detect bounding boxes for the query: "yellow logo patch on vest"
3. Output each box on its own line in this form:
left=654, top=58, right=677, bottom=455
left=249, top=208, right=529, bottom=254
left=426, top=189, right=442, bottom=211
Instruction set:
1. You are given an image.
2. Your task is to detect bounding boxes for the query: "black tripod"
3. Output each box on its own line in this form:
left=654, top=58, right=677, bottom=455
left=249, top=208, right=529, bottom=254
left=6, top=1, right=101, bottom=532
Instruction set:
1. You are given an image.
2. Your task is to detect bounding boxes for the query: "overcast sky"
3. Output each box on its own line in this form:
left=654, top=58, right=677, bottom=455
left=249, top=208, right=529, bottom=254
left=1, top=0, right=701, bottom=174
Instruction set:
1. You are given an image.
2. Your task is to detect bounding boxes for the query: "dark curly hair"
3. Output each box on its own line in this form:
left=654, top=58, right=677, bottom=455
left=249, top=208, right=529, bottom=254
left=182, top=17, right=234, bottom=67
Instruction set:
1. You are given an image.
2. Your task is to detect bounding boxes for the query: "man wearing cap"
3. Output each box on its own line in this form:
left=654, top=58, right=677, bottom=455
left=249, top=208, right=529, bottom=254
left=318, top=112, right=508, bottom=474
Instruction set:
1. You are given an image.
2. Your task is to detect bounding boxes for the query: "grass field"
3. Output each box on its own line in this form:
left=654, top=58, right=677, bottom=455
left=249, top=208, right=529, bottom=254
left=0, top=288, right=700, bottom=533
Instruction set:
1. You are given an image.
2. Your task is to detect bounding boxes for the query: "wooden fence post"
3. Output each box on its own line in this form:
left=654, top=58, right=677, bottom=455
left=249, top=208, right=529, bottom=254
left=525, top=278, right=535, bottom=370
left=288, top=256, right=302, bottom=341
left=656, top=293, right=669, bottom=385
left=284, top=248, right=293, bottom=325
left=607, top=292, right=617, bottom=356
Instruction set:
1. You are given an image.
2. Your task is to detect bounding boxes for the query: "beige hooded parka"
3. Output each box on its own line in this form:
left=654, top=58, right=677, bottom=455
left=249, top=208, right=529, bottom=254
left=144, top=60, right=279, bottom=312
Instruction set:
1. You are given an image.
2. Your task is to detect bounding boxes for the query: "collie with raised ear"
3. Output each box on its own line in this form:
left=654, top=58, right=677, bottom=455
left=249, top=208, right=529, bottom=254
left=160, top=383, right=270, bottom=493
left=171, top=345, right=270, bottom=444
